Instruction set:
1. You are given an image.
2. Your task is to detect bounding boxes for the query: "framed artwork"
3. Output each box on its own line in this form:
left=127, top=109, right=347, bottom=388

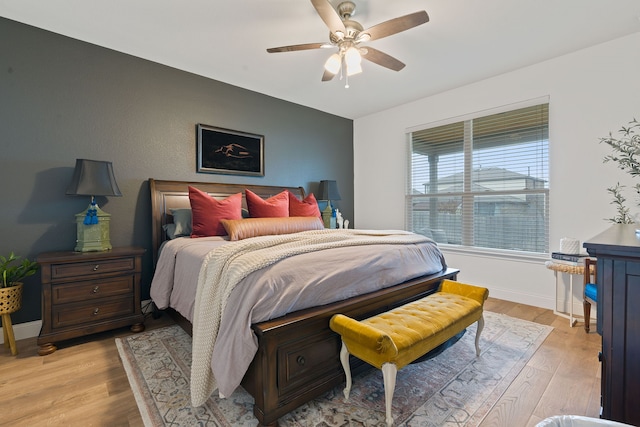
left=196, top=124, right=264, bottom=176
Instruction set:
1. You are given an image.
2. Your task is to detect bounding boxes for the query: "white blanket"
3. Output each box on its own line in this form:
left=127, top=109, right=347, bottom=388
left=190, top=229, right=433, bottom=406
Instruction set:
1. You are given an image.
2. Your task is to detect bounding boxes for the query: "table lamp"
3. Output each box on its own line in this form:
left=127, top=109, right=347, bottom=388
left=319, top=180, right=341, bottom=229
left=66, top=159, right=122, bottom=252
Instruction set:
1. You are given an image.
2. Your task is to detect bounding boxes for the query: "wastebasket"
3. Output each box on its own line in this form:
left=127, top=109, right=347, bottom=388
left=536, top=415, right=634, bottom=427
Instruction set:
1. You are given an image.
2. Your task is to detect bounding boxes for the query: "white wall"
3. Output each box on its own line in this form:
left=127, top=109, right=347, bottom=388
left=353, top=32, right=640, bottom=311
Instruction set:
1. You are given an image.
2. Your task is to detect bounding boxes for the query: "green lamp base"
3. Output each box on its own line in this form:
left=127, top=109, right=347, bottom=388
left=322, top=201, right=335, bottom=229
left=74, top=204, right=112, bottom=252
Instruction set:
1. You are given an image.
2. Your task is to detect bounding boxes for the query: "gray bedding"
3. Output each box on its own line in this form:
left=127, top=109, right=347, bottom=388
left=150, top=231, right=446, bottom=398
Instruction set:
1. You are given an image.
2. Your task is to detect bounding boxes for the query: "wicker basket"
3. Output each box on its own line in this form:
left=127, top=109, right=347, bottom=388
left=0, top=282, right=23, bottom=315
left=545, top=261, right=585, bottom=275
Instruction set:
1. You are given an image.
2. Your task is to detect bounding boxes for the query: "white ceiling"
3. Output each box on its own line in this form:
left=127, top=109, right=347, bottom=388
left=2, top=0, right=640, bottom=119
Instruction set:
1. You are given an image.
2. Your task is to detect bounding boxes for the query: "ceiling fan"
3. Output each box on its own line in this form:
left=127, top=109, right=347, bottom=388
left=266, top=0, right=429, bottom=87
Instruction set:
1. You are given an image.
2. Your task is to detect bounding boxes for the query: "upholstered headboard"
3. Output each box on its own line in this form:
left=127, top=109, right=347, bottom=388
left=149, top=179, right=305, bottom=263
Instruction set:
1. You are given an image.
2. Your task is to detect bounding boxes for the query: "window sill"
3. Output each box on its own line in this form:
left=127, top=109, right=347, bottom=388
left=437, top=244, right=549, bottom=264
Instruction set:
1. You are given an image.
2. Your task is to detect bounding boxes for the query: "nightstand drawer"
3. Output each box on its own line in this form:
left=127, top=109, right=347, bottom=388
left=50, top=257, right=136, bottom=280
left=52, top=297, right=134, bottom=329
left=52, top=276, right=134, bottom=305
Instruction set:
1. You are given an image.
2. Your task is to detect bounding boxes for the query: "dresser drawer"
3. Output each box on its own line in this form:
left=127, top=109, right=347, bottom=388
left=49, top=257, right=136, bottom=280
left=52, top=276, right=134, bottom=305
left=52, top=297, right=134, bottom=329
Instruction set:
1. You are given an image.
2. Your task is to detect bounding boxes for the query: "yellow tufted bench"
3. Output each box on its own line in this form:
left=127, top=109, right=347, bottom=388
left=329, top=279, right=489, bottom=426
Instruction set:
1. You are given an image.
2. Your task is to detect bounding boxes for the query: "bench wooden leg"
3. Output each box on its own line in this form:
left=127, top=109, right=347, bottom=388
left=339, top=341, right=352, bottom=400
left=382, top=363, right=397, bottom=427
left=475, top=315, right=484, bottom=356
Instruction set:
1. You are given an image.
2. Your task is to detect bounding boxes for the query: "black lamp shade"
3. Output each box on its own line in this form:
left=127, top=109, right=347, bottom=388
left=66, top=159, right=122, bottom=197
left=319, top=180, right=341, bottom=201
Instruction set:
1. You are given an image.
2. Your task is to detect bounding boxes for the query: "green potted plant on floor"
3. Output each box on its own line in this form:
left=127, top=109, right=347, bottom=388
left=0, top=252, right=39, bottom=355
left=1, top=252, right=39, bottom=289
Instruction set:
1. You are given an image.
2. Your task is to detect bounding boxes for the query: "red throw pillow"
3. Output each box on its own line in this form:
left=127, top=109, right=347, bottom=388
left=245, top=189, right=289, bottom=218
left=188, top=186, right=242, bottom=237
left=288, top=191, right=321, bottom=217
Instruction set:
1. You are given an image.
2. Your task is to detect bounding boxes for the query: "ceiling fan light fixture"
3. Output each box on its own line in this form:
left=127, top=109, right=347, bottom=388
left=345, top=46, right=361, bottom=66
left=344, top=46, right=362, bottom=76
left=356, top=32, right=371, bottom=43
left=346, top=61, right=362, bottom=76
left=324, top=53, right=342, bottom=74
left=265, top=0, right=430, bottom=86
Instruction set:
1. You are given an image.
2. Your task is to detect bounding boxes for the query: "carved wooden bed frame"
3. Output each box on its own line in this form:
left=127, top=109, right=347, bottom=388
left=149, top=178, right=459, bottom=427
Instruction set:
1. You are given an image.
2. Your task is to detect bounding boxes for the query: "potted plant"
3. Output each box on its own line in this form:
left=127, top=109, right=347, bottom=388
left=600, top=117, right=640, bottom=223
left=0, top=252, right=38, bottom=355
left=1, top=252, right=39, bottom=289
left=0, top=251, right=39, bottom=312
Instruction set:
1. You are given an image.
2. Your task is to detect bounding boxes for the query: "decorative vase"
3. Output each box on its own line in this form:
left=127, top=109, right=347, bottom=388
left=0, top=282, right=23, bottom=356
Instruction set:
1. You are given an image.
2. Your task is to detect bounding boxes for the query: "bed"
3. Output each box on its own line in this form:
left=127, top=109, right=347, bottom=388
left=148, top=178, right=459, bottom=427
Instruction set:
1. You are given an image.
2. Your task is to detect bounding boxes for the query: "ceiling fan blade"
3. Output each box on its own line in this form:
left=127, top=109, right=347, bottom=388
left=321, top=69, right=337, bottom=82
left=267, top=42, right=326, bottom=53
left=361, top=47, right=405, bottom=71
left=310, top=0, right=346, bottom=35
left=362, top=10, right=429, bottom=41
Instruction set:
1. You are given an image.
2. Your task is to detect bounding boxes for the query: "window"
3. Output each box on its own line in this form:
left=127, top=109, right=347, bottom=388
left=407, top=102, right=549, bottom=254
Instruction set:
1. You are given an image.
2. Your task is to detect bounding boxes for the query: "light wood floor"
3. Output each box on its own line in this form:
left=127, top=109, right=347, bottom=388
left=1, top=298, right=601, bottom=427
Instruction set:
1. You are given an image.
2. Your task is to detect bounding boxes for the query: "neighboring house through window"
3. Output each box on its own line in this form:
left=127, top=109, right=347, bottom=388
left=406, top=99, right=549, bottom=254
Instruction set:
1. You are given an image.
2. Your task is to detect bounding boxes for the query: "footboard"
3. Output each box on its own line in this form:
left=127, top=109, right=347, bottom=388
left=241, top=267, right=459, bottom=427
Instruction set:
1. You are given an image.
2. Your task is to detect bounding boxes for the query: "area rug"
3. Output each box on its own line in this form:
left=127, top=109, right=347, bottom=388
left=116, top=311, right=552, bottom=427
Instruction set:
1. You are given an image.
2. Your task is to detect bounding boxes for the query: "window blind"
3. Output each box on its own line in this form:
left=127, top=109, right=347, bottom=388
left=407, top=103, right=549, bottom=253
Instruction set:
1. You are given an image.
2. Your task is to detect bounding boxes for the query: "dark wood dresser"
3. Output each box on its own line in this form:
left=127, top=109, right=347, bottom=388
left=36, top=246, right=145, bottom=355
left=584, top=224, right=640, bottom=425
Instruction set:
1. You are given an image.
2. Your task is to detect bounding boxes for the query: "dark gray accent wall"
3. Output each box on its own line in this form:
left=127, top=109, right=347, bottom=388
left=0, top=17, right=353, bottom=325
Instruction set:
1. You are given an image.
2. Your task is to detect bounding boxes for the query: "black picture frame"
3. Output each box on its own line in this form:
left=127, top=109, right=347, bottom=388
left=196, top=124, right=264, bottom=176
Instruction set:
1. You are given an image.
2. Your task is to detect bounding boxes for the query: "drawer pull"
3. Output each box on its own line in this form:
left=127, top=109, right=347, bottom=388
left=296, top=356, right=305, bottom=366
left=93, top=264, right=100, bottom=271
left=92, top=286, right=100, bottom=293
left=93, top=308, right=100, bottom=316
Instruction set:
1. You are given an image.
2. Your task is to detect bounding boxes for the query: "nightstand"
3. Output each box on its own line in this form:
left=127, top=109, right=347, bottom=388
left=36, top=247, right=146, bottom=355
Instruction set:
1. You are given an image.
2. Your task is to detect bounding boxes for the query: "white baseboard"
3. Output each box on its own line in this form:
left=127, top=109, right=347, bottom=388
left=140, top=299, right=154, bottom=315
left=0, top=299, right=154, bottom=343
left=0, top=319, right=42, bottom=344
left=487, top=286, right=555, bottom=310
left=488, top=286, right=597, bottom=322
left=1, top=294, right=592, bottom=344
